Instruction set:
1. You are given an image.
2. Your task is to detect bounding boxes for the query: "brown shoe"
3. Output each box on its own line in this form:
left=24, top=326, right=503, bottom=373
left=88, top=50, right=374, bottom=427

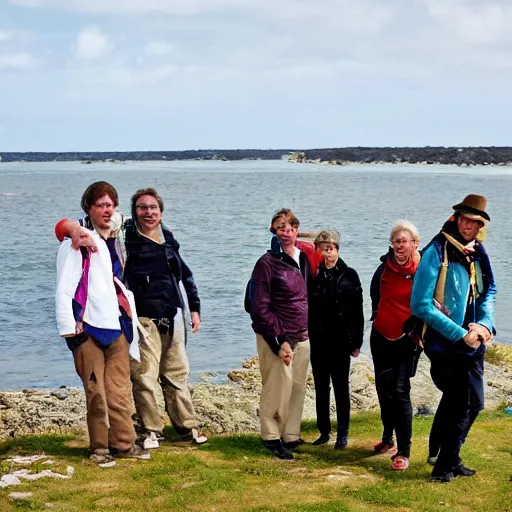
left=113, top=445, right=151, bottom=460
left=89, top=449, right=115, bottom=464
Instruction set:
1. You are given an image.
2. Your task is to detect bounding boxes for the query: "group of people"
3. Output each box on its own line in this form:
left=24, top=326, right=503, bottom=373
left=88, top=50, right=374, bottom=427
left=247, top=194, right=496, bottom=483
left=55, top=182, right=207, bottom=465
left=54, top=184, right=496, bottom=483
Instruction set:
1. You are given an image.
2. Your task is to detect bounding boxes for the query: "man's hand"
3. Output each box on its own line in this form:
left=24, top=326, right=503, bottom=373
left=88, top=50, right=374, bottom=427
left=278, top=341, right=293, bottom=366
left=70, top=224, right=98, bottom=252
left=469, top=323, right=492, bottom=344
left=351, top=349, right=360, bottom=358
left=191, top=312, right=201, bottom=333
left=463, top=330, right=481, bottom=349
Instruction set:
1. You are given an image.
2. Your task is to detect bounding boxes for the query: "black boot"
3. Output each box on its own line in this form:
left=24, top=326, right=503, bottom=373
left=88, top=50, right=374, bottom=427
left=282, top=438, right=306, bottom=450
left=334, top=436, right=348, bottom=450
left=431, top=470, right=455, bottom=483
left=453, top=463, right=476, bottom=477
left=312, top=434, right=330, bottom=446
left=261, top=439, right=294, bottom=460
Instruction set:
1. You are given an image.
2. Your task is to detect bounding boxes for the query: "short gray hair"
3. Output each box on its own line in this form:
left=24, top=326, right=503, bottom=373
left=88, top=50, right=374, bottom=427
left=389, top=220, right=420, bottom=245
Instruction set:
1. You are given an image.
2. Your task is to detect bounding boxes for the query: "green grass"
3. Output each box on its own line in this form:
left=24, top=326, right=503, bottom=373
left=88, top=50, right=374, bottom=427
left=1, top=411, right=512, bottom=511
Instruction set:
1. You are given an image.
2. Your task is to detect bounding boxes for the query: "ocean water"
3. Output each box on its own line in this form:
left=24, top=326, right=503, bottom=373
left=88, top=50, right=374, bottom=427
left=0, top=160, right=511, bottom=390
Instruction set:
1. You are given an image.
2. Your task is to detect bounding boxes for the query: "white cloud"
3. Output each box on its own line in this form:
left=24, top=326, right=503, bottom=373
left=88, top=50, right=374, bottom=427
left=423, top=0, right=512, bottom=44
left=74, top=27, right=110, bottom=60
left=0, top=52, right=37, bottom=70
left=144, top=41, right=175, bottom=57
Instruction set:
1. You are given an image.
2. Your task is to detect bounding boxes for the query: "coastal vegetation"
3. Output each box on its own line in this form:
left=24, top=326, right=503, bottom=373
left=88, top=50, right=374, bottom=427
left=1, top=411, right=511, bottom=511
left=2, top=147, right=512, bottom=165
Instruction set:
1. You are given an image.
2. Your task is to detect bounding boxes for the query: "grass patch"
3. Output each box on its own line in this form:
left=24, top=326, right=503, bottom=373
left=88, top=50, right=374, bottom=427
left=1, top=412, right=511, bottom=511
left=485, top=342, right=512, bottom=372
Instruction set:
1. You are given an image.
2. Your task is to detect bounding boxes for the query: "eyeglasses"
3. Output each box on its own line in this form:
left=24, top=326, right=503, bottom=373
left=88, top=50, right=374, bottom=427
left=136, top=204, right=159, bottom=211
left=93, top=202, right=115, bottom=209
left=392, top=238, right=413, bottom=245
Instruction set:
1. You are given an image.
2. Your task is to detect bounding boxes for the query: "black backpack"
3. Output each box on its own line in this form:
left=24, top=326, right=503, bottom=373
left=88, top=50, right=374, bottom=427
left=244, top=277, right=254, bottom=314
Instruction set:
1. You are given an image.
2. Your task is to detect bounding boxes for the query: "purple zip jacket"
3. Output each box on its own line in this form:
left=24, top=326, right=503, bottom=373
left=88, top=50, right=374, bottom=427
left=250, top=251, right=310, bottom=354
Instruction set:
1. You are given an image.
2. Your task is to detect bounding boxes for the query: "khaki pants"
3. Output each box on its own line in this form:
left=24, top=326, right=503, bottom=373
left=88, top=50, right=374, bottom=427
left=256, top=335, right=311, bottom=442
left=73, top=335, right=136, bottom=452
left=131, top=312, right=198, bottom=433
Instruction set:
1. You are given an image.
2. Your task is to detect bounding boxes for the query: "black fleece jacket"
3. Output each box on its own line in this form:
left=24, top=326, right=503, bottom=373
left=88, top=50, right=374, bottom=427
left=308, top=258, right=364, bottom=353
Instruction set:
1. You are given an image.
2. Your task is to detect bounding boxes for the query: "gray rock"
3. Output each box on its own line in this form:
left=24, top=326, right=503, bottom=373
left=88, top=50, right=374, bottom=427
left=1, top=353, right=511, bottom=438
left=9, top=492, right=33, bottom=499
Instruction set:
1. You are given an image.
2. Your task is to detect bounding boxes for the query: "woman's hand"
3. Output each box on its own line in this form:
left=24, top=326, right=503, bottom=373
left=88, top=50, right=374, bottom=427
left=279, top=342, right=293, bottom=366
left=191, top=312, right=201, bottom=333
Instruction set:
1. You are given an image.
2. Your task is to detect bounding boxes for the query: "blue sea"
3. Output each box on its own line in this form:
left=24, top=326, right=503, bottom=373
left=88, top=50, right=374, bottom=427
left=1, top=160, right=510, bottom=390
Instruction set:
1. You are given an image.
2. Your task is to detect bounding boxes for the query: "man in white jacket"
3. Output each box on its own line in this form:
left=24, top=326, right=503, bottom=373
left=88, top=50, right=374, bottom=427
left=55, top=182, right=149, bottom=464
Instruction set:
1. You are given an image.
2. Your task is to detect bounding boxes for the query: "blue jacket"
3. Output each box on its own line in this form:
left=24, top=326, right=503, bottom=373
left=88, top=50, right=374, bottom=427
left=410, top=232, right=496, bottom=358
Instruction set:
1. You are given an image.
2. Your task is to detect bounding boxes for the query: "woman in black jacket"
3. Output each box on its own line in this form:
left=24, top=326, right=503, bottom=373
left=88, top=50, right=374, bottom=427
left=309, top=230, right=364, bottom=449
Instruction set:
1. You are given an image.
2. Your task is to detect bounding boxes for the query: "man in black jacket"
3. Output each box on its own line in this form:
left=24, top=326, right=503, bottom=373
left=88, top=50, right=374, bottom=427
left=125, top=188, right=207, bottom=449
left=308, top=230, right=364, bottom=449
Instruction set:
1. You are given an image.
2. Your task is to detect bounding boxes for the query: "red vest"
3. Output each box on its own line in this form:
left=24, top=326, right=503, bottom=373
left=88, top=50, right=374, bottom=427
left=373, top=262, right=415, bottom=340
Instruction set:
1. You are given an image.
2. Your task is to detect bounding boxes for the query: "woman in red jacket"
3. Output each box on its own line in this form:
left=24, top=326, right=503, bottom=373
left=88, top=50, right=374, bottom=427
left=370, top=220, right=422, bottom=471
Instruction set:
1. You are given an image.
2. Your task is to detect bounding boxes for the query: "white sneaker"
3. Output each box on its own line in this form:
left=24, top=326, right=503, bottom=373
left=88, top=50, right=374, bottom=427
left=191, top=428, right=208, bottom=445
left=143, top=431, right=160, bottom=450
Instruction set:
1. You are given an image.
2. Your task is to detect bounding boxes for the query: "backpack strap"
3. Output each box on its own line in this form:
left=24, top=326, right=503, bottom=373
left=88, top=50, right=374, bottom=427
left=421, top=241, right=449, bottom=341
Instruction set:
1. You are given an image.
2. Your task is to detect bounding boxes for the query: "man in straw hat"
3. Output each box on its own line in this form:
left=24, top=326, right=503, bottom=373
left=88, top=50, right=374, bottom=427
left=411, top=194, right=496, bottom=482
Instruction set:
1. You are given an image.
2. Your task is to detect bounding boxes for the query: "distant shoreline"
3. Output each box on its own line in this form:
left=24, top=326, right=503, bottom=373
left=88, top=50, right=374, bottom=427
left=2, top=147, right=512, bottom=166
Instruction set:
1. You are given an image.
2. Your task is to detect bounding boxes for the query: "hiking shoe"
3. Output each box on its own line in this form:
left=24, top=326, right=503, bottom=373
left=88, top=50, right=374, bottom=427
left=431, top=470, right=455, bottom=483
left=261, top=439, right=294, bottom=460
left=334, top=437, right=348, bottom=450
left=142, top=431, right=160, bottom=450
left=453, top=464, right=476, bottom=477
left=89, top=449, right=114, bottom=464
left=312, top=434, right=330, bottom=446
left=113, top=445, right=151, bottom=460
left=282, top=438, right=306, bottom=450
left=177, top=428, right=208, bottom=445
left=373, top=440, right=395, bottom=454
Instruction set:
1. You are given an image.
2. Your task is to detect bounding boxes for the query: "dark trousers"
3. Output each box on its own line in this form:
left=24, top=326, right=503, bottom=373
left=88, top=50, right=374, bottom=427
left=310, top=346, right=351, bottom=440
left=428, top=354, right=484, bottom=469
left=370, top=328, right=421, bottom=458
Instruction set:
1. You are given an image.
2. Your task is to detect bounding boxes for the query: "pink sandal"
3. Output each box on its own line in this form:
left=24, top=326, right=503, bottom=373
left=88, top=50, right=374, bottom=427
left=391, top=456, right=409, bottom=471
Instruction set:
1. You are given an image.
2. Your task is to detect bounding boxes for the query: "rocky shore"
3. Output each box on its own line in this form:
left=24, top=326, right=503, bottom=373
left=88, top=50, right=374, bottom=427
left=1, top=347, right=511, bottom=441
left=287, top=147, right=512, bottom=166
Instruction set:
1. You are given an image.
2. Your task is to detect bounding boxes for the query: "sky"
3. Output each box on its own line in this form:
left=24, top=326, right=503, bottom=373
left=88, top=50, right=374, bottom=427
left=1, top=0, right=511, bottom=151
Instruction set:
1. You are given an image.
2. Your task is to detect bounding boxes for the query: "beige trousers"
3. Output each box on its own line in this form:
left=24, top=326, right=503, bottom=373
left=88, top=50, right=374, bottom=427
left=131, top=312, right=198, bottom=433
left=256, top=335, right=311, bottom=442
left=73, top=335, right=136, bottom=452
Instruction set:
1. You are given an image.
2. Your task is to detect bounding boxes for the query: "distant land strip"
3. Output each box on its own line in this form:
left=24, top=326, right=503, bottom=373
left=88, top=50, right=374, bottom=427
left=1, top=147, right=512, bottom=165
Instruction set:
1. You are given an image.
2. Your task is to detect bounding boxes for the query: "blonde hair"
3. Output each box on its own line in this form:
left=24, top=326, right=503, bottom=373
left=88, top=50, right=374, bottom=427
left=389, top=220, right=420, bottom=248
